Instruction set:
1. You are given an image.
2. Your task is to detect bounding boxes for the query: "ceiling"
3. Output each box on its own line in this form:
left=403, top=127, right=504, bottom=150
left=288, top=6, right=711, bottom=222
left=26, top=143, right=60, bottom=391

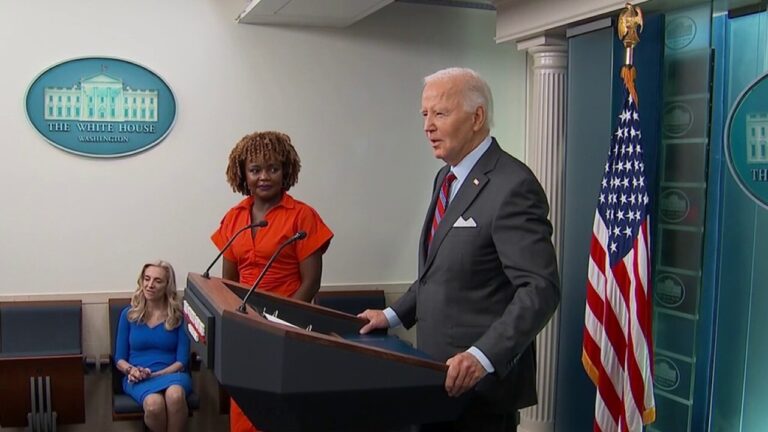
left=236, top=0, right=754, bottom=38
left=236, top=0, right=496, bottom=28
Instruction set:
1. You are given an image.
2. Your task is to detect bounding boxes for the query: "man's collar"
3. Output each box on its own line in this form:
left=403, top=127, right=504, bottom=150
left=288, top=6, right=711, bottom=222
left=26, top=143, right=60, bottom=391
left=450, top=135, right=492, bottom=182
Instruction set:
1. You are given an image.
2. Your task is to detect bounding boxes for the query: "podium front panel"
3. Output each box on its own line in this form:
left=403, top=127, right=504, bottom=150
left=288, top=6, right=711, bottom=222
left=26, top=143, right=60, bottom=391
left=184, top=273, right=467, bottom=431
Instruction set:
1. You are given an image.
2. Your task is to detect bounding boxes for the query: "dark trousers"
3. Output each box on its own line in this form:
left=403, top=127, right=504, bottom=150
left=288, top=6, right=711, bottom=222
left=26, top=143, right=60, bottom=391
left=416, top=400, right=519, bottom=432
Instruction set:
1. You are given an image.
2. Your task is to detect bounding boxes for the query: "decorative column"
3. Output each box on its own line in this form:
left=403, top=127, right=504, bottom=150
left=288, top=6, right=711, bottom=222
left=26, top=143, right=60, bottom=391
left=517, top=37, right=568, bottom=432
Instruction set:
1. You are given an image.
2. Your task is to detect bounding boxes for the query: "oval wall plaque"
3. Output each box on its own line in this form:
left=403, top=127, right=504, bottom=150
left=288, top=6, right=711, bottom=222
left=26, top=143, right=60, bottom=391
left=654, top=356, right=681, bottom=391
left=663, top=102, right=694, bottom=137
left=725, top=72, right=768, bottom=209
left=654, top=273, right=686, bottom=308
left=665, top=16, right=697, bottom=50
left=25, top=57, right=176, bottom=158
left=659, top=189, right=690, bottom=223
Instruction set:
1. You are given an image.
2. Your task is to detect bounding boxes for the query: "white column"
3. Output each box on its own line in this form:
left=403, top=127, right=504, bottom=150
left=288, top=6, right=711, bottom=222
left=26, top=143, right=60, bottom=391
left=517, top=37, right=567, bottom=432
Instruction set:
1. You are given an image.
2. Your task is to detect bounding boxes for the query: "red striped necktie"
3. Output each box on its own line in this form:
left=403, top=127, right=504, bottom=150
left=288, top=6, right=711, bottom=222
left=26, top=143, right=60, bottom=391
left=427, top=171, right=457, bottom=248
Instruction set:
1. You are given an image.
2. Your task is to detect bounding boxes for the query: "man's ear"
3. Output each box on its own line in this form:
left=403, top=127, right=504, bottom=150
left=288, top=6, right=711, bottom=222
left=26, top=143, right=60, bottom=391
left=472, top=106, right=486, bottom=131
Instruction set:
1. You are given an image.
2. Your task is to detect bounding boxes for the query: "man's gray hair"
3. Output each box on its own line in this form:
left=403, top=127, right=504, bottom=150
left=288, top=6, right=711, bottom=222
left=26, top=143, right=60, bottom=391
left=424, top=67, right=494, bottom=129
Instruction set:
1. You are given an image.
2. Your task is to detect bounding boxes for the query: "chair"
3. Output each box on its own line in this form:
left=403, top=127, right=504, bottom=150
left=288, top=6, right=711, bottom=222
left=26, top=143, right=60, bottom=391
left=108, top=298, right=200, bottom=422
left=0, top=300, right=85, bottom=430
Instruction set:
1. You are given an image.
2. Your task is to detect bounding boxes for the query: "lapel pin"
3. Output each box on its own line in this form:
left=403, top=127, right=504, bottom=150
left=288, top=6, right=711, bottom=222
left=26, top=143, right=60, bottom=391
left=473, top=178, right=479, bottom=186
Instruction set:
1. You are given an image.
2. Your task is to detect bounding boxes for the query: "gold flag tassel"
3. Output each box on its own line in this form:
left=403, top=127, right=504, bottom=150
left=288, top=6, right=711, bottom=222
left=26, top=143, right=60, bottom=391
left=618, top=3, right=643, bottom=106
left=621, top=65, right=638, bottom=107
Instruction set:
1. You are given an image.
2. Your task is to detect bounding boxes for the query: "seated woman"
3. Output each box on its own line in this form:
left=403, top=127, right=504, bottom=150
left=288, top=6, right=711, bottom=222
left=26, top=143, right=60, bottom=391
left=115, top=260, right=192, bottom=432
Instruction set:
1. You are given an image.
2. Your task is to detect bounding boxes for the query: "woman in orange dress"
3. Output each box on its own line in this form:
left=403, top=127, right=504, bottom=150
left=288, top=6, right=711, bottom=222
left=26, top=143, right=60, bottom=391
left=211, top=131, right=333, bottom=432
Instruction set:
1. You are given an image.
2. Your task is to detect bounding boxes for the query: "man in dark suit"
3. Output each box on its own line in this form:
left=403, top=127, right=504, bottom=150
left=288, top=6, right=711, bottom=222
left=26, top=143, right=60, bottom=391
left=358, top=67, right=560, bottom=432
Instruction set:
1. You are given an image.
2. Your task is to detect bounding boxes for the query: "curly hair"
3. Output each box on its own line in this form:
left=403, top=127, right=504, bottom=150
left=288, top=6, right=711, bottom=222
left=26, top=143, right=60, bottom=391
left=127, top=260, right=182, bottom=331
left=225, top=131, right=302, bottom=195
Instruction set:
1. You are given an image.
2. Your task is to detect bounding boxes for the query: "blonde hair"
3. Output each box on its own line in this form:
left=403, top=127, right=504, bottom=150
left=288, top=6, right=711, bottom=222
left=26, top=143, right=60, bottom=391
left=127, top=260, right=182, bottom=331
left=424, top=67, right=494, bottom=129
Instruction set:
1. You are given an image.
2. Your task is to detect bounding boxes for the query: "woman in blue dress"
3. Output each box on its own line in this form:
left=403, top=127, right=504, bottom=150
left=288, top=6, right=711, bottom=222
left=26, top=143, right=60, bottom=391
left=115, top=260, right=192, bottom=432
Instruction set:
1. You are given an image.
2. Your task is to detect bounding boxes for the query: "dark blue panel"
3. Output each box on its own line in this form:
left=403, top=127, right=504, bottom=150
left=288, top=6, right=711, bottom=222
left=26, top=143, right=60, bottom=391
left=556, top=26, right=614, bottom=432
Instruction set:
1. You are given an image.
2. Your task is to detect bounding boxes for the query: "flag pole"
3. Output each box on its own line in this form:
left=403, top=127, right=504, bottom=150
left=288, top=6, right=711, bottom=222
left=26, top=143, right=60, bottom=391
left=618, top=3, right=643, bottom=105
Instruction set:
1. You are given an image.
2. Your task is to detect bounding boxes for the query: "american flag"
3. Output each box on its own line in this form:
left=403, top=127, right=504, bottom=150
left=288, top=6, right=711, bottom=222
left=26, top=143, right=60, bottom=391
left=582, top=75, right=656, bottom=432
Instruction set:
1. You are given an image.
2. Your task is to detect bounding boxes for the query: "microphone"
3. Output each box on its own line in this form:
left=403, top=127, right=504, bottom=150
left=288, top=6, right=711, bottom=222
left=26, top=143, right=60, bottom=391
left=237, top=231, right=307, bottom=313
left=202, top=220, right=268, bottom=278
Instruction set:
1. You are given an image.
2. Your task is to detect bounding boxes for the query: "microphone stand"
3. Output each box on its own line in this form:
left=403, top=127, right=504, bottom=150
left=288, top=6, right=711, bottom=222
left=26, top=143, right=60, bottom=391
left=203, top=220, right=267, bottom=278
left=237, top=231, right=306, bottom=314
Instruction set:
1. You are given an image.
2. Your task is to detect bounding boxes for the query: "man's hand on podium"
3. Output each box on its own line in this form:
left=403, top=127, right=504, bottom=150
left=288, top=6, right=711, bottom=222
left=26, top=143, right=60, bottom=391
left=357, top=309, right=388, bottom=334
left=445, top=352, right=487, bottom=397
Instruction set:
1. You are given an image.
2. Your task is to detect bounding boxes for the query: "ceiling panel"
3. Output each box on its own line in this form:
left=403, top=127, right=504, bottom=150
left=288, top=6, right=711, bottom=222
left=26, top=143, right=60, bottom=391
left=236, top=0, right=395, bottom=27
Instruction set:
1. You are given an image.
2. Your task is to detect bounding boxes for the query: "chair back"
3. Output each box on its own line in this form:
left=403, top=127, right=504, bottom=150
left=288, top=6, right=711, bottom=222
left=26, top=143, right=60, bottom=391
left=0, top=300, right=82, bottom=357
left=0, top=300, right=86, bottom=427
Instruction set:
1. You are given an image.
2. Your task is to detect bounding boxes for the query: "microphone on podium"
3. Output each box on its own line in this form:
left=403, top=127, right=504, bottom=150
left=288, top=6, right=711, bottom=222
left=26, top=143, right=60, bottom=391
left=237, top=231, right=307, bottom=314
left=202, top=220, right=268, bottom=279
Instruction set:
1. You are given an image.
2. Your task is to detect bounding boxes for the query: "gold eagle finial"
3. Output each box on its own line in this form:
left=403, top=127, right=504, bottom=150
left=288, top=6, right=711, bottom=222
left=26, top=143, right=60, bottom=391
left=618, top=3, right=643, bottom=49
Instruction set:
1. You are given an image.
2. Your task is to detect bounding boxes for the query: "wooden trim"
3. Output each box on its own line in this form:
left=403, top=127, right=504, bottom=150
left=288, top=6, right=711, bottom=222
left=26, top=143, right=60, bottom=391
left=314, top=289, right=385, bottom=298
left=0, top=299, right=82, bottom=308
left=189, top=273, right=368, bottom=325
left=111, top=411, right=143, bottom=422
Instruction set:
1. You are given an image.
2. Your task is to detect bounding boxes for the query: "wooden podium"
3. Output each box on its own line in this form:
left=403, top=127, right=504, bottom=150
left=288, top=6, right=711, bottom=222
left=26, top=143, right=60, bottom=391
left=183, top=273, right=466, bottom=432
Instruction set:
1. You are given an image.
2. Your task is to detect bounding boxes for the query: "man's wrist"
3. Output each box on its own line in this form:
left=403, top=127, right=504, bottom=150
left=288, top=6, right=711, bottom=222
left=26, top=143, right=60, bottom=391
left=382, top=307, right=401, bottom=328
left=467, top=346, right=495, bottom=373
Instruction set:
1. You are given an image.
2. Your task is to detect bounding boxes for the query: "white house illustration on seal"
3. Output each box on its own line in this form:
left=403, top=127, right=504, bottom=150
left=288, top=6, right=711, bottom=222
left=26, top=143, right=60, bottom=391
left=44, top=72, right=158, bottom=122
left=746, top=113, right=768, bottom=163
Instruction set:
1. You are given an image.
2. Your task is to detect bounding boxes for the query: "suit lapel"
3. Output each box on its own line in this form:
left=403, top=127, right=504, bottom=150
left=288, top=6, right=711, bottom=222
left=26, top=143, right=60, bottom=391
left=420, top=140, right=502, bottom=276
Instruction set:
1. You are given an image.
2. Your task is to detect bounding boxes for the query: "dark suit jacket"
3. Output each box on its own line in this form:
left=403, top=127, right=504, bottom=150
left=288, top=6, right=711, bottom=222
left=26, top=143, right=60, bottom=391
left=391, top=139, right=560, bottom=413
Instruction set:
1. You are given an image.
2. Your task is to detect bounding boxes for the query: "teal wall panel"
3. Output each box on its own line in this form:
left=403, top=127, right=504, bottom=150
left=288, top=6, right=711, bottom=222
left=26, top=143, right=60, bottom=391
left=709, top=9, right=768, bottom=432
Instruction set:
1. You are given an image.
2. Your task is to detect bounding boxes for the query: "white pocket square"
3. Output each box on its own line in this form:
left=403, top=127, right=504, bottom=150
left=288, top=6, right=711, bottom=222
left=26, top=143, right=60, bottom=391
left=453, top=216, right=477, bottom=228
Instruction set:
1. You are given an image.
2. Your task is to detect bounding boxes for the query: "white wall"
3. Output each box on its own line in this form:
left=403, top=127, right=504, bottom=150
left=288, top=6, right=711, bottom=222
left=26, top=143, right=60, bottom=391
left=0, top=0, right=526, bottom=295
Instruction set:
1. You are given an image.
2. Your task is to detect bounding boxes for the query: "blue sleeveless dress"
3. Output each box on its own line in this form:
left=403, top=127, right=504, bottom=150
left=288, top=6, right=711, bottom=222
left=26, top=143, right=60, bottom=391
left=114, top=307, right=192, bottom=404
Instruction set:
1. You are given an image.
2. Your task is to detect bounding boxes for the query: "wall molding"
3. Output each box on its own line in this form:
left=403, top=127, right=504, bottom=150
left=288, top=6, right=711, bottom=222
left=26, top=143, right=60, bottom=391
left=0, top=282, right=412, bottom=303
